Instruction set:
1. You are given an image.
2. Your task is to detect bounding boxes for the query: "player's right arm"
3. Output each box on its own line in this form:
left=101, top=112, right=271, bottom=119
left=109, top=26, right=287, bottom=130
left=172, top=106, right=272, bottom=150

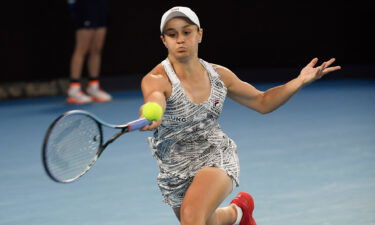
left=140, top=64, right=171, bottom=131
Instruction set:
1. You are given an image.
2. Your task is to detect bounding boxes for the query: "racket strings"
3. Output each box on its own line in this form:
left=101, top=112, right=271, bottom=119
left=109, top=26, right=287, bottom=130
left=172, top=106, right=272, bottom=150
left=45, top=115, right=101, bottom=181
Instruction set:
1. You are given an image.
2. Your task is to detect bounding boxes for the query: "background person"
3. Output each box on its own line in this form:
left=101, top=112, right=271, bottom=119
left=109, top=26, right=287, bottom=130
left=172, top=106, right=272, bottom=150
left=66, top=0, right=112, bottom=104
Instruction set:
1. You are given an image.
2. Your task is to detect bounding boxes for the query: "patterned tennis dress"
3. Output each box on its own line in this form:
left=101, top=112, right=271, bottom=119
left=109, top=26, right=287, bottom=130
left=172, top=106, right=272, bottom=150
left=148, top=58, right=240, bottom=208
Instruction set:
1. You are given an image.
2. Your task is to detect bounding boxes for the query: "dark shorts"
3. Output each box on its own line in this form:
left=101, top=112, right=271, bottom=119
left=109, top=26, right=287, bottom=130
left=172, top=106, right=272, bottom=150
left=69, top=0, right=108, bottom=29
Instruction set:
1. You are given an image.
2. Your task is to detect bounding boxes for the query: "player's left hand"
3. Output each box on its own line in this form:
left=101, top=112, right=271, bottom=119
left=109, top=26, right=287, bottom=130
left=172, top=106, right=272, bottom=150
left=298, top=58, right=341, bottom=86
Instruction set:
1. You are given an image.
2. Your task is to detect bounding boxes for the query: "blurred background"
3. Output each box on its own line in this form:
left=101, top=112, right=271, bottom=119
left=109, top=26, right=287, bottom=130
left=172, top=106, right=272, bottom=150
left=1, top=0, right=374, bottom=99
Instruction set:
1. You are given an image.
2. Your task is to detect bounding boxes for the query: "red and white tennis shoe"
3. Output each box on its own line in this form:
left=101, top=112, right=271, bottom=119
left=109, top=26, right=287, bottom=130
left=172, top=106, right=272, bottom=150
left=230, top=192, right=257, bottom=225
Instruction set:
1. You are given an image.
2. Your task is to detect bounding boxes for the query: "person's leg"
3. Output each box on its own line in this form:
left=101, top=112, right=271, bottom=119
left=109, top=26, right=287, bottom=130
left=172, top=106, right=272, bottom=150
left=67, top=29, right=95, bottom=104
left=87, top=27, right=106, bottom=79
left=86, top=27, right=112, bottom=102
left=70, top=29, right=95, bottom=80
left=176, top=167, right=237, bottom=225
left=174, top=205, right=237, bottom=225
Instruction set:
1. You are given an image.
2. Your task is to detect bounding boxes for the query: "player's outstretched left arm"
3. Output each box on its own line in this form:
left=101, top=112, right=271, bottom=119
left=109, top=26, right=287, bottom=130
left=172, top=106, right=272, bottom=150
left=218, top=58, right=341, bottom=114
left=298, top=58, right=341, bottom=86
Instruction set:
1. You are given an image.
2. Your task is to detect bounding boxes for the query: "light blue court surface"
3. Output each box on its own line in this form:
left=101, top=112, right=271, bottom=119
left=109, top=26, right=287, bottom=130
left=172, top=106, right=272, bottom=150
left=1, top=79, right=374, bottom=225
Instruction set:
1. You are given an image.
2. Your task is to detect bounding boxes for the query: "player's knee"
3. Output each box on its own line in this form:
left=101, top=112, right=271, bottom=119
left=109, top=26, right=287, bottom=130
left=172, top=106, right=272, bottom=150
left=180, top=205, right=205, bottom=225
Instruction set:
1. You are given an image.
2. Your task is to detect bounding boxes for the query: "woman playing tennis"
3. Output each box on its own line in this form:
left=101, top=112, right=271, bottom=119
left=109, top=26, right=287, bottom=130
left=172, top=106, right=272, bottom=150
left=140, top=6, right=341, bottom=225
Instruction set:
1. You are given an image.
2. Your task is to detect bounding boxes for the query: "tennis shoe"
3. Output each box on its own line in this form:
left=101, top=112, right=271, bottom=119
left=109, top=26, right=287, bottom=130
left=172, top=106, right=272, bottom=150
left=230, top=192, right=256, bottom=225
left=87, top=85, right=112, bottom=102
left=67, top=87, right=93, bottom=104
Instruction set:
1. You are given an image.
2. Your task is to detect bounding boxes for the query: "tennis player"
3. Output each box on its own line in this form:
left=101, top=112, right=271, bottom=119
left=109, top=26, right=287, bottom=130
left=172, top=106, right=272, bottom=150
left=140, top=6, right=341, bottom=225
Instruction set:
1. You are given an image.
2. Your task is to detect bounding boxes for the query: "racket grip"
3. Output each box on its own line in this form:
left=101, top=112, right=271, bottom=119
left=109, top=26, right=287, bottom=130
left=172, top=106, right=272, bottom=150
left=127, top=118, right=152, bottom=131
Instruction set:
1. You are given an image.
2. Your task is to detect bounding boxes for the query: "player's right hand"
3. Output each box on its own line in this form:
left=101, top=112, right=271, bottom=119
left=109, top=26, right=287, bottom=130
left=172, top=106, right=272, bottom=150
left=140, top=119, right=162, bottom=131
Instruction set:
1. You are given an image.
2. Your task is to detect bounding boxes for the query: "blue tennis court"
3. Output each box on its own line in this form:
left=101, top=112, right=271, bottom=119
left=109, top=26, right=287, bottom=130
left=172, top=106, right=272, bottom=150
left=1, top=79, right=374, bottom=225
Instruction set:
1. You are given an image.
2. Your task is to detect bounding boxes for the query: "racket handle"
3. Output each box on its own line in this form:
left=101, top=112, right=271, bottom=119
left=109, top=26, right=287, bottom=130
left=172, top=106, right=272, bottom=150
left=127, top=118, right=152, bottom=131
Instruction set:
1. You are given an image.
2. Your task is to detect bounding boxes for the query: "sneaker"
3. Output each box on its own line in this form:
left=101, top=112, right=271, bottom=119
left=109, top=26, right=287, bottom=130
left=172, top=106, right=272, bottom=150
left=67, top=85, right=93, bottom=104
left=86, top=81, right=112, bottom=102
left=230, top=192, right=256, bottom=225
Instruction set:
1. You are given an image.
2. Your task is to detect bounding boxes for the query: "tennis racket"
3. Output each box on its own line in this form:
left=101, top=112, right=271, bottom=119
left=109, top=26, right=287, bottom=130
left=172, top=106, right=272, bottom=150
left=42, top=110, right=151, bottom=183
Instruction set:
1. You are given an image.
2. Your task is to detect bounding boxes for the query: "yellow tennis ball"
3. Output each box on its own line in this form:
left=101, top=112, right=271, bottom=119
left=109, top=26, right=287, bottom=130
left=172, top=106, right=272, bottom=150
left=142, top=102, right=163, bottom=121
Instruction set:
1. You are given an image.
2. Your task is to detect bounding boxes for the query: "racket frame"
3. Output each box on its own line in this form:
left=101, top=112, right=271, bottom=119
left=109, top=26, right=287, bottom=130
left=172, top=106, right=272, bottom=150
left=42, top=110, right=150, bottom=183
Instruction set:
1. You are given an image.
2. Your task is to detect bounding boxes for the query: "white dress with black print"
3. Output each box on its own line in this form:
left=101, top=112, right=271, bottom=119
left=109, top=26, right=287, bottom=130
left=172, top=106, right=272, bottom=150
left=148, top=58, right=240, bottom=208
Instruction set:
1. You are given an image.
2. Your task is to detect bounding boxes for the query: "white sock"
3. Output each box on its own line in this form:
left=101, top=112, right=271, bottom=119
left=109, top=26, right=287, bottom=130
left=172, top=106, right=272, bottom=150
left=233, top=204, right=243, bottom=225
